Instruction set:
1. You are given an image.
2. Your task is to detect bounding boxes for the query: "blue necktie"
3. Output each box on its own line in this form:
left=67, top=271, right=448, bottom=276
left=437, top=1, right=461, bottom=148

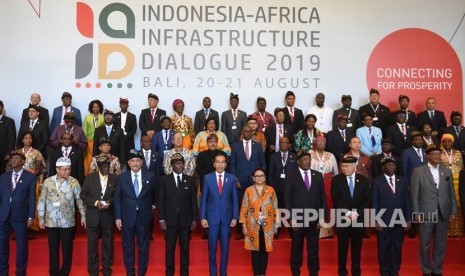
left=369, top=128, right=376, bottom=146
left=304, top=171, right=310, bottom=191
left=106, top=126, right=111, bottom=137
left=204, top=109, right=209, bottom=118
left=134, top=174, right=139, bottom=197
left=349, top=176, right=354, bottom=198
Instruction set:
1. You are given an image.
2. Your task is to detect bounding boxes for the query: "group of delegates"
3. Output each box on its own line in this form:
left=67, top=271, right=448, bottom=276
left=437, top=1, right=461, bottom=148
left=0, top=87, right=463, bottom=276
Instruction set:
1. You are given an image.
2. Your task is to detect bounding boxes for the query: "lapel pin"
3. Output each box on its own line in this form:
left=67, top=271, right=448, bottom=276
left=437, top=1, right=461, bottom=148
left=20, top=180, right=23, bottom=183
left=356, top=179, right=359, bottom=182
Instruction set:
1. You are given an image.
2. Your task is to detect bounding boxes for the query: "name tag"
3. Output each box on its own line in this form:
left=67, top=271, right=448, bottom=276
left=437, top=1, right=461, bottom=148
left=347, top=123, right=353, bottom=128
left=232, top=126, right=237, bottom=130
left=280, top=174, right=286, bottom=179
left=53, top=202, right=60, bottom=207
left=373, top=117, right=379, bottom=121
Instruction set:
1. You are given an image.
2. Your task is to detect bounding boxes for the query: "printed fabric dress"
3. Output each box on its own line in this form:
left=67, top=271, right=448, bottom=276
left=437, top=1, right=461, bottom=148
left=171, top=114, right=195, bottom=149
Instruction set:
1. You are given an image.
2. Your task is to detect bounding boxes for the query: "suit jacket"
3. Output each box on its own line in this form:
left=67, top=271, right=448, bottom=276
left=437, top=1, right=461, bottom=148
left=0, top=115, right=16, bottom=161
left=385, top=124, right=416, bottom=156
left=417, top=110, right=447, bottom=136
left=200, top=171, right=239, bottom=226
left=114, top=170, right=157, bottom=227
left=140, top=150, right=163, bottom=180
left=152, top=129, right=174, bottom=157
left=194, top=108, right=219, bottom=134
left=332, top=107, right=361, bottom=132
left=443, top=125, right=465, bottom=151
left=49, top=146, right=85, bottom=184
left=93, top=125, right=126, bottom=163
left=48, top=124, right=88, bottom=151
left=359, top=103, right=390, bottom=135
left=0, top=170, right=36, bottom=223
left=267, top=151, right=298, bottom=195
left=264, top=123, right=294, bottom=154
left=17, top=119, right=50, bottom=158
left=230, top=140, right=266, bottom=188
left=390, top=110, right=416, bottom=127
left=356, top=126, right=382, bottom=156
left=158, top=173, right=197, bottom=228
left=50, top=105, right=82, bottom=131
left=458, top=169, right=465, bottom=217
left=371, top=153, right=402, bottom=179
left=284, top=169, right=327, bottom=223
left=410, top=164, right=457, bottom=221
left=220, top=109, right=247, bottom=144
left=401, top=147, right=427, bottom=184
left=139, top=108, right=166, bottom=135
left=325, top=128, right=354, bottom=163
left=331, top=173, right=370, bottom=223
left=80, top=172, right=117, bottom=228
left=283, top=106, right=305, bottom=134
left=114, top=111, right=137, bottom=151
left=371, top=174, right=411, bottom=226
left=21, top=106, right=49, bottom=125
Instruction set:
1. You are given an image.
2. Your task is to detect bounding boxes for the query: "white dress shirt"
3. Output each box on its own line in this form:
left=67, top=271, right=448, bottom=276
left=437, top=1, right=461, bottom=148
left=307, top=105, right=334, bottom=133
left=120, top=112, right=128, bottom=135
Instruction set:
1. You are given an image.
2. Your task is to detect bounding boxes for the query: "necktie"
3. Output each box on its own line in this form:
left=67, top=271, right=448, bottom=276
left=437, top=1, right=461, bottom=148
left=12, top=173, right=19, bottom=191
left=304, top=171, right=310, bottom=191
left=341, top=129, right=346, bottom=142
left=64, top=148, right=68, bottom=158
left=430, top=111, right=434, bottom=120
left=369, top=128, right=376, bottom=146
left=164, top=130, right=168, bottom=144
left=401, top=124, right=406, bottom=140
left=389, top=177, right=395, bottom=194
left=279, top=125, right=283, bottom=138
left=63, top=107, right=69, bottom=124
left=245, top=141, right=250, bottom=160
left=233, top=109, right=237, bottom=121
left=106, top=126, right=111, bottom=137
left=177, top=175, right=182, bottom=190
left=290, top=107, right=294, bottom=122
left=456, top=126, right=461, bottom=136
left=349, top=176, right=354, bottom=198
left=29, top=121, right=35, bottom=130
left=417, top=148, right=423, bottom=162
left=204, top=109, right=209, bottom=118
left=151, top=109, right=155, bottom=123
left=282, top=152, right=287, bottom=163
left=145, top=151, right=150, bottom=168
left=218, top=174, right=223, bottom=195
left=134, top=174, right=139, bottom=197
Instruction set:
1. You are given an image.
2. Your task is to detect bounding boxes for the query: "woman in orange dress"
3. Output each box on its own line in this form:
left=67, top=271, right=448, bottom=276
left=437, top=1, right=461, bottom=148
left=171, top=99, right=195, bottom=149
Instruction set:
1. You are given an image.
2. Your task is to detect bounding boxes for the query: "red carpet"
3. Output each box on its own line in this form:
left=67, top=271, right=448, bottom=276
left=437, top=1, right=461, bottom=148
left=9, top=229, right=465, bottom=275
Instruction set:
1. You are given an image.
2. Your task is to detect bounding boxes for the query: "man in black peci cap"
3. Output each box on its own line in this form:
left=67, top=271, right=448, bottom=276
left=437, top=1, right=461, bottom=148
left=93, top=110, right=126, bottom=165
left=139, top=93, right=167, bottom=138
left=17, top=104, right=50, bottom=159
left=0, top=100, right=16, bottom=175
left=332, top=94, right=361, bottom=133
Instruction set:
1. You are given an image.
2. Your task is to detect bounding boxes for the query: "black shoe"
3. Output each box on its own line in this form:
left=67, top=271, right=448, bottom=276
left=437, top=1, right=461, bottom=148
left=431, top=273, right=442, bottom=276
left=422, top=273, right=430, bottom=276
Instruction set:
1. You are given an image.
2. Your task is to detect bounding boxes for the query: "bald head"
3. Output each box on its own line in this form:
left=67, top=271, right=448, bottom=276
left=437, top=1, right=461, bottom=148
left=30, top=93, right=41, bottom=105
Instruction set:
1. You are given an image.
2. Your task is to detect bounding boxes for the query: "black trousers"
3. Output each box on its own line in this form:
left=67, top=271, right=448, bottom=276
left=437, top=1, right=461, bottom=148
left=336, top=226, right=364, bottom=276
left=47, top=227, right=75, bottom=276
left=165, top=224, right=191, bottom=276
left=251, top=227, right=268, bottom=276
left=377, top=226, right=404, bottom=276
left=290, top=225, right=320, bottom=276
left=87, top=223, right=115, bottom=276
left=121, top=216, right=151, bottom=276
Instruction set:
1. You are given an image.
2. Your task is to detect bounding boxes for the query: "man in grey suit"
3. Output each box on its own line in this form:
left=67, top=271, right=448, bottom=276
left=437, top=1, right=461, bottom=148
left=221, top=93, right=247, bottom=144
left=410, top=145, right=457, bottom=276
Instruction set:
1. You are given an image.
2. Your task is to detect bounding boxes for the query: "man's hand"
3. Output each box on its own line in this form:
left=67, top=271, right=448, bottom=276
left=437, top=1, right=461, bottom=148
left=191, top=221, right=197, bottom=231
left=159, top=221, right=167, bottom=231
left=27, top=218, right=33, bottom=228
left=242, top=225, right=248, bottom=236
left=201, top=219, right=209, bottom=228
left=230, top=219, right=237, bottom=227
left=81, top=219, right=86, bottom=229
left=375, top=222, right=382, bottom=232
left=39, top=221, right=45, bottom=230
left=346, top=211, right=359, bottom=221
left=116, top=219, right=122, bottom=231
left=270, top=145, right=275, bottom=152
left=405, top=222, right=412, bottom=231
left=291, top=219, right=298, bottom=231
left=450, top=215, right=456, bottom=222
left=413, top=214, right=420, bottom=223
left=236, top=181, right=241, bottom=189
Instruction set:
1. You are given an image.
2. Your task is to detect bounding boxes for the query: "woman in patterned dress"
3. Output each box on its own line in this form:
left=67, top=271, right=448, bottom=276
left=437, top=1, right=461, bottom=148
left=240, top=168, right=278, bottom=276
left=295, top=114, right=321, bottom=153
left=171, top=99, right=195, bottom=149
left=440, top=134, right=463, bottom=237
left=88, top=137, right=121, bottom=175
left=310, top=135, right=338, bottom=238
left=82, top=100, right=104, bottom=176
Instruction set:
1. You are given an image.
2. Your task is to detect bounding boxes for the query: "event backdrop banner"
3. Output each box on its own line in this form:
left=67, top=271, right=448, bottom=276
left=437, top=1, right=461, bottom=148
left=1, top=0, right=464, bottom=134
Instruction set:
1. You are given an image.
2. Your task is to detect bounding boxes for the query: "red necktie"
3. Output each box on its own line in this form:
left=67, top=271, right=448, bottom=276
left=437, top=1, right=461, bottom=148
left=389, top=177, right=395, bottom=194
left=290, top=107, right=294, bottom=122
left=218, top=175, right=223, bottom=195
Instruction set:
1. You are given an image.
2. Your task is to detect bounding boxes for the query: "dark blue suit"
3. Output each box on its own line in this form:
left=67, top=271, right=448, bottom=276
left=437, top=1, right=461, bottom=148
left=401, top=147, right=427, bottom=184
left=50, top=105, right=82, bottom=132
left=230, top=140, right=266, bottom=190
left=114, top=170, right=156, bottom=276
left=267, top=151, right=298, bottom=209
left=151, top=129, right=174, bottom=159
left=371, top=174, right=411, bottom=276
left=200, top=172, right=239, bottom=276
left=0, top=170, right=36, bottom=276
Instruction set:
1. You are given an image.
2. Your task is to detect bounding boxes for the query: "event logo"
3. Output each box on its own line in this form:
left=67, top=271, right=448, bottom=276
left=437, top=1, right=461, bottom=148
left=75, top=2, right=135, bottom=81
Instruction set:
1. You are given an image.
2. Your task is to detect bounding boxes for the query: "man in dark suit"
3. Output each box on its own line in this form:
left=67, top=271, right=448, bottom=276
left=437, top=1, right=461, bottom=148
left=231, top=125, right=266, bottom=239
left=114, top=149, right=157, bottom=276
left=358, top=88, right=390, bottom=135
left=49, top=132, right=85, bottom=184
left=326, top=115, right=354, bottom=163
left=411, top=146, right=457, bottom=276
left=264, top=108, right=294, bottom=158
left=221, top=93, right=247, bottom=144
left=401, top=131, right=428, bottom=185
left=200, top=152, right=238, bottom=276
left=390, top=95, right=416, bottom=127
left=194, top=96, right=219, bottom=135
left=371, top=139, right=401, bottom=179
left=283, top=91, right=305, bottom=134
left=17, top=104, right=50, bottom=159
left=158, top=153, right=197, bottom=276
left=416, top=97, right=447, bottom=138
left=93, top=109, right=126, bottom=165
left=152, top=116, right=174, bottom=160
left=20, top=93, right=49, bottom=125
left=284, top=152, right=327, bottom=276
left=332, top=95, right=361, bottom=134
left=80, top=156, right=117, bottom=276
left=0, top=100, right=16, bottom=175
left=331, top=156, right=370, bottom=276
left=0, top=152, right=35, bottom=276
left=114, top=98, right=137, bottom=159
left=196, top=134, right=227, bottom=191
left=139, top=93, right=166, bottom=137
left=50, top=92, right=82, bottom=132
left=386, top=111, right=416, bottom=156
left=372, top=157, right=411, bottom=276
left=443, top=111, right=465, bottom=151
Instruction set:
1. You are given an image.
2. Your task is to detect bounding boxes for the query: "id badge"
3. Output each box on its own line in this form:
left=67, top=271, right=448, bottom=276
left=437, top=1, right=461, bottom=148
left=53, top=202, right=60, bottom=207
left=232, top=125, right=237, bottom=130
left=347, top=123, right=353, bottom=128
left=373, top=117, right=379, bottom=121
left=280, top=173, right=286, bottom=179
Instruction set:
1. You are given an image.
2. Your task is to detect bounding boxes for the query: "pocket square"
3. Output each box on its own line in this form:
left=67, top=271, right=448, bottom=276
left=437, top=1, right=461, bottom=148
left=184, top=187, right=190, bottom=190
